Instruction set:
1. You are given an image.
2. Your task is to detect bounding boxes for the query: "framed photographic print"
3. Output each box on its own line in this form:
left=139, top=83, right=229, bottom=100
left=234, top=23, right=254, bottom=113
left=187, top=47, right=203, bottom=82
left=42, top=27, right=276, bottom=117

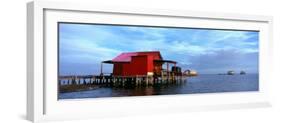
left=27, top=0, right=273, bottom=122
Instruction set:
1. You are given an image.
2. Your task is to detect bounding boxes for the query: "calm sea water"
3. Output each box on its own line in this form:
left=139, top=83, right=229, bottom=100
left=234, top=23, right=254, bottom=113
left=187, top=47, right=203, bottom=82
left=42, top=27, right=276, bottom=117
left=58, top=74, right=259, bottom=99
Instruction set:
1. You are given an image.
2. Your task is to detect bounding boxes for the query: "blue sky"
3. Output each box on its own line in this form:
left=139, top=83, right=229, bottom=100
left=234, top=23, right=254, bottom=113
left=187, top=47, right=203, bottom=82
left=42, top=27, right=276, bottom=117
left=59, top=23, right=259, bottom=75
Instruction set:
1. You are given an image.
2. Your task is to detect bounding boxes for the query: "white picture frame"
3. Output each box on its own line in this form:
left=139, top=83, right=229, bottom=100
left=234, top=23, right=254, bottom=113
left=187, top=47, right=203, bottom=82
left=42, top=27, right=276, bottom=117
left=27, top=0, right=273, bottom=122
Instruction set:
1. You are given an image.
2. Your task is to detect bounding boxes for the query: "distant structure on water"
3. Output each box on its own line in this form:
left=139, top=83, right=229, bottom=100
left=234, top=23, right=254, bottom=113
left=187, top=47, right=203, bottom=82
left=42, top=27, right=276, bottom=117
left=227, top=70, right=235, bottom=75
left=240, top=71, right=246, bottom=75
left=183, top=70, right=198, bottom=76
left=218, top=70, right=246, bottom=75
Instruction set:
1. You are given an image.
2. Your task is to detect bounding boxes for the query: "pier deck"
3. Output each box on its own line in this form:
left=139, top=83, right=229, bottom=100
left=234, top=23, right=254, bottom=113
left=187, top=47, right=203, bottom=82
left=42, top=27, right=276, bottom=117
left=58, top=74, right=188, bottom=92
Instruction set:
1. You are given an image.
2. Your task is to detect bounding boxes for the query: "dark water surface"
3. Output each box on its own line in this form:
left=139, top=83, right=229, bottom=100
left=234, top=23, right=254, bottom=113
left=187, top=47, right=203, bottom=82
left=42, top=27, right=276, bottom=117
left=58, top=74, right=259, bottom=99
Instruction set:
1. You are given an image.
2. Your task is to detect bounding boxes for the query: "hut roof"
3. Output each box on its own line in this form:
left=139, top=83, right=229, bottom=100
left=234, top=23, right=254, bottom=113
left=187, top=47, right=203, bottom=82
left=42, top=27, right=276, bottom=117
left=111, top=51, right=163, bottom=62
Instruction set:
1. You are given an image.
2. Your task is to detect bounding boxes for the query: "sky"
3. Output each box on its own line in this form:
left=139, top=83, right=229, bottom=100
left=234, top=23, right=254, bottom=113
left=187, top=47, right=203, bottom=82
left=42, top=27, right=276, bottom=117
left=59, top=23, right=259, bottom=75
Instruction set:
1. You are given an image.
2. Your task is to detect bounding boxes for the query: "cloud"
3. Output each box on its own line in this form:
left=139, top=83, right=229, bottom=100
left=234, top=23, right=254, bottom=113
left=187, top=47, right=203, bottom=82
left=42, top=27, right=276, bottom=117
left=60, top=38, right=121, bottom=63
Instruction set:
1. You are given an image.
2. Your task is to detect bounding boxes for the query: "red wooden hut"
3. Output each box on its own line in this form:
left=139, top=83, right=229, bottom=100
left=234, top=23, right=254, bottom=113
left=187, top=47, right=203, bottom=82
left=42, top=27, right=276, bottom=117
left=102, top=51, right=177, bottom=76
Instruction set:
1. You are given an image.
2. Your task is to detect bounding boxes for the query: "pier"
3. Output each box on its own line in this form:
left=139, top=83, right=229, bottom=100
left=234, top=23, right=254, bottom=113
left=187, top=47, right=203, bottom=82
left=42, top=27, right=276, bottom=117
left=58, top=51, right=195, bottom=93
left=58, top=73, right=188, bottom=93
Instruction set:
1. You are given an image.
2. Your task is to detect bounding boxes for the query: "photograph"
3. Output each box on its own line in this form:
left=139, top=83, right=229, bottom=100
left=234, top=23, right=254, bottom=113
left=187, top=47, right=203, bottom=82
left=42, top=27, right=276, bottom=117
left=58, top=22, right=259, bottom=100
